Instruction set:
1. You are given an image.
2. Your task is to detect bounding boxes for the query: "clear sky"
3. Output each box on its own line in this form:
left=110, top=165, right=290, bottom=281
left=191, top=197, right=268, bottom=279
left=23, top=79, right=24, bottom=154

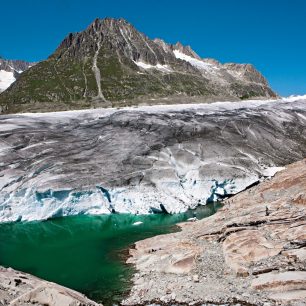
left=1, top=0, right=305, bottom=96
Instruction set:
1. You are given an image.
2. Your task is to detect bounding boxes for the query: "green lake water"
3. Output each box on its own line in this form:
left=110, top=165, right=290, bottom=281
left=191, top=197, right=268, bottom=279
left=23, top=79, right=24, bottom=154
left=0, top=203, right=220, bottom=305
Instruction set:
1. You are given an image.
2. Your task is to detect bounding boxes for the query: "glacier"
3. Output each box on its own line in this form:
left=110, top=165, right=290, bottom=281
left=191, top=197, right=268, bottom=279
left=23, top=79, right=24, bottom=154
left=0, top=97, right=306, bottom=222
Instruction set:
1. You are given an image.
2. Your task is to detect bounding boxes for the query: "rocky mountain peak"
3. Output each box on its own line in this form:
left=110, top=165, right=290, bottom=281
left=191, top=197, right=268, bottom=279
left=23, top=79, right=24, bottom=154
left=223, top=63, right=269, bottom=86
left=0, top=17, right=277, bottom=113
left=171, top=42, right=201, bottom=59
left=53, top=17, right=169, bottom=65
left=53, top=18, right=211, bottom=69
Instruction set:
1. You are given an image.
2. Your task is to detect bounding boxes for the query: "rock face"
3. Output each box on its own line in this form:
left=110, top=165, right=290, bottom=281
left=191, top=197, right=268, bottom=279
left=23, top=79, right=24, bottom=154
left=124, top=158, right=306, bottom=306
left=0, top=58, right=34, bottom=93
left=0, top=266, right=101, bottom=306
left=0, top=97, right=305, bottom=222
left=0, top=18, right=276, bottom=113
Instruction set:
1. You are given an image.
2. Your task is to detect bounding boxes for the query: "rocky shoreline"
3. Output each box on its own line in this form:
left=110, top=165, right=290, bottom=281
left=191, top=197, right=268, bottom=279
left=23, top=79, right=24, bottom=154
left=124, top=159, right=306, bottom=306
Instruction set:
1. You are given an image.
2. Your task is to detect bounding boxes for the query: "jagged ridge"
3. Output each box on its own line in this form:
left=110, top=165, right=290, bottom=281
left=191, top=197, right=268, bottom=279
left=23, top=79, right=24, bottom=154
left=0, top=18, right=276, bottom=113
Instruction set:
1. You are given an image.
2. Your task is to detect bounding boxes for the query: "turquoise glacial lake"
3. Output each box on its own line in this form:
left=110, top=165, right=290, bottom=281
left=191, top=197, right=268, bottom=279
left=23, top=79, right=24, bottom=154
left=0, top=202, right=220, bottom=305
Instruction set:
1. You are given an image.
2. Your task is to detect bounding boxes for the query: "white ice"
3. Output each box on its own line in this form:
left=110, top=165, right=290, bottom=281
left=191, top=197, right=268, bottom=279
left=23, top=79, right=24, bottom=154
left=0, top=70, right=16, bottom=92
left=282, top=94, right=306, bottom=102
left=262, top=166, right=285, bottom=177
left=173, top=50, right=218, bottom=73
left=132, top=221, right=143, bottom=226
left=0, top=96, right=305, bottom=222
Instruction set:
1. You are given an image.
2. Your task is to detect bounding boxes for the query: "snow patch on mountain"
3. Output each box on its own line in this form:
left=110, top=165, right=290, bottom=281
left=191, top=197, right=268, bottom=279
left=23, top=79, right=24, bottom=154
left=134, top=61, right=172, bottom=72
left=0, top=58, right=34, bottom=93
left=0, top=70, right=16, bottom=92
left=173, top=50, right=218, bottom=73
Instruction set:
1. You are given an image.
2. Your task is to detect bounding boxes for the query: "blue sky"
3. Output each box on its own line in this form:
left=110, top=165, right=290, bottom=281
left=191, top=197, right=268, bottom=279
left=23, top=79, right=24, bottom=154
left=1, top=0, right=305, bottom=96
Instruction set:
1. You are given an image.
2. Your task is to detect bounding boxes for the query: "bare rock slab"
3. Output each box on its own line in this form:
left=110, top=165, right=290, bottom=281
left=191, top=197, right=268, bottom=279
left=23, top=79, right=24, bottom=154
left=0, top=267, right=101, bottom=306
left=124, top=159, right=306, bottom=306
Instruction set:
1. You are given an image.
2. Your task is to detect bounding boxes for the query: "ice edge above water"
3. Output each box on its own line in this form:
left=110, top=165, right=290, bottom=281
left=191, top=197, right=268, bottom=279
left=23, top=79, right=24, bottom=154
left=0, top=167, right=283, bottom=223
left=0, top=96, right=305, bottom=223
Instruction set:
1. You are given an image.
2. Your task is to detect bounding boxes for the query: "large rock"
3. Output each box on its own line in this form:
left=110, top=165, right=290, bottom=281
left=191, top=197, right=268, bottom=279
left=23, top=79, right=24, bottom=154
left=0, top=267, right=101, bottom=306
left=124, top=158, right=306, bottom=305
left=252, top=271, right=306, bottom=291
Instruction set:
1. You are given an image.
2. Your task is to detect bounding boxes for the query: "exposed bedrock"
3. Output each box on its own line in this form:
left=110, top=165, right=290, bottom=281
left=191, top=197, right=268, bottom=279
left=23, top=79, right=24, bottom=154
left=0, top=98, right=306, bottom=222
left=0, top=266, right=101, bottom=306
left=124, top=158, right=306, bottom=306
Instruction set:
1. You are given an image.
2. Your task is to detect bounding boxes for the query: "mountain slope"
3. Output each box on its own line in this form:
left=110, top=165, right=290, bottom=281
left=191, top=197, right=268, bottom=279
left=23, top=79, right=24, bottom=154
left=0, top=58, right=34, bottom=93
left=0, top=18, right=277, bottom=113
